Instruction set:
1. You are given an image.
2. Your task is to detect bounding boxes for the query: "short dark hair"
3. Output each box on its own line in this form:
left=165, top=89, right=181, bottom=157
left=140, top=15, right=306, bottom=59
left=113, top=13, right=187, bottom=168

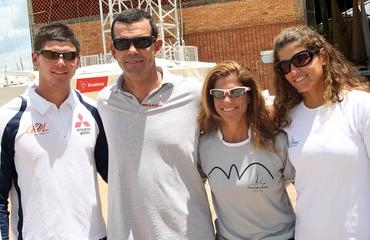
left=110, top=8, right=158, bottom=40
left=33, top=23, right=80, bottom=53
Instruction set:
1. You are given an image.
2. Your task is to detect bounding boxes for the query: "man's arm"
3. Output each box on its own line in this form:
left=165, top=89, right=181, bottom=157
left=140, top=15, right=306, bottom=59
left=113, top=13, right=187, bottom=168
left=0, top=196, right=10, bottom=240
left=0, top=96, right=28, bottom=239
left=0, top=141, right=13, bottom=240
left=93, top=111, right=108, bottom=183
left=94, top=127, right=108, bottom=183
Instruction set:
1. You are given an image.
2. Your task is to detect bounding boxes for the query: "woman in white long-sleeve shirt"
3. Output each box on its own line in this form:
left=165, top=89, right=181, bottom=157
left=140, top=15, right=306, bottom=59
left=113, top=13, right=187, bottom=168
left=272, top=25, right=370, bottom=240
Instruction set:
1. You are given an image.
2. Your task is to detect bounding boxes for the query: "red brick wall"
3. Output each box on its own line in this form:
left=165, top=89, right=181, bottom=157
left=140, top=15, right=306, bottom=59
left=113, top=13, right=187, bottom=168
left=185, top=22, right=299, bottom=90
left=181, top=0, right=304, bottom=32
left=69, top=21, right=106, bottom=57
left=180, top=0, right=305, bottom=90
left=66, top=0, right=305, bottom=91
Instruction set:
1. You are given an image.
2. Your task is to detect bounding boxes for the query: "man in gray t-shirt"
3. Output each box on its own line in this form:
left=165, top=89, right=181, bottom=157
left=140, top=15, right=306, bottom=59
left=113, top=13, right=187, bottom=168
left=97, top=8, right=215, bottom=240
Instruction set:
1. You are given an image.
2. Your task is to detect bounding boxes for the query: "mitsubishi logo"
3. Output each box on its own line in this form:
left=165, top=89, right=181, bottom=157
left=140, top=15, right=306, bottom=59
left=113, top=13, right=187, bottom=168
left=75, top=113, right=91, bottom=128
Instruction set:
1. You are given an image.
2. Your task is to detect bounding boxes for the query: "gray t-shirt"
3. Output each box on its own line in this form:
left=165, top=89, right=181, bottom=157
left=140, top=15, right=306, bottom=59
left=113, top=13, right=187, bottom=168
left=199, top=130, right=295, bottom=240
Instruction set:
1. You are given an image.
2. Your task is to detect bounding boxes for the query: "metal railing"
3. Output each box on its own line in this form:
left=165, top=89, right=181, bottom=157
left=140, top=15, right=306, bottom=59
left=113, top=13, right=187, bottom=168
left=80, top=53, right=115, bottom=67
left=80, top=46, right=199, bottom=67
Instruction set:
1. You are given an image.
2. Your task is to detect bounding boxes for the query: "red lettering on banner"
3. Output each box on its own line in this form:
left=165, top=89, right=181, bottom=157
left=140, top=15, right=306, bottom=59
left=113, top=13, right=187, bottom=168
left=76, top=76, right=108, bottom=93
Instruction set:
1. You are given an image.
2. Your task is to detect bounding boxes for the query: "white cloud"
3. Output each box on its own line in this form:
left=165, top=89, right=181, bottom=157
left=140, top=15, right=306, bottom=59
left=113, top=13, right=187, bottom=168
left=0, top=0, right=33, bottom=71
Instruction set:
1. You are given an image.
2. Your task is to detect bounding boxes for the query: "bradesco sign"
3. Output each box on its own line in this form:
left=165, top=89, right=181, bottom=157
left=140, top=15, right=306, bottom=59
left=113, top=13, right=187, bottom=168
left=76, top=76, right=108, bottom=93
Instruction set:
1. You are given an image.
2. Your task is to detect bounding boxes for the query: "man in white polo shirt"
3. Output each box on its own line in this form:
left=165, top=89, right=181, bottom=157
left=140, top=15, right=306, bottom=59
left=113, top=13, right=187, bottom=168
left=0, top=23, right=108, bottom=240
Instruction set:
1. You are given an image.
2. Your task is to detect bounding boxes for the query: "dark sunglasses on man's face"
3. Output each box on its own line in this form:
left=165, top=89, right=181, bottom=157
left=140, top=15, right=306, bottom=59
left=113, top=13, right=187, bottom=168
left=275, top=49, right=319, bottom=75
left=209, top=86, right=251, bottom=99
left=112, top=36, right=156, bottom=51
left=37, top=49, right=78, bottom=61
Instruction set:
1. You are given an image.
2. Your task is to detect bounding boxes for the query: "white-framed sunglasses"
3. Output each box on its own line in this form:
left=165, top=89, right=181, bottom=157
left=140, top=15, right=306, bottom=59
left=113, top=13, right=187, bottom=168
left=209, top=86, right=250, bottom=99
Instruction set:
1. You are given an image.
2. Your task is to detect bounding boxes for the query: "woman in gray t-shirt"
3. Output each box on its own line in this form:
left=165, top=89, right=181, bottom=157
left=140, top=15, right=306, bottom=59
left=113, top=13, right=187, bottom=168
left=198, top=60, right=295, bottom=240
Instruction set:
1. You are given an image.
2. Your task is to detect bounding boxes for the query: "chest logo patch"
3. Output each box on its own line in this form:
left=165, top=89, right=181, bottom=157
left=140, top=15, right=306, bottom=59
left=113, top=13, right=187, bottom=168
left=26, top=122, right=49, bottom=135
left=74, top=113, right=91, bottom=135
left=288, top=136, right=299, bottom=148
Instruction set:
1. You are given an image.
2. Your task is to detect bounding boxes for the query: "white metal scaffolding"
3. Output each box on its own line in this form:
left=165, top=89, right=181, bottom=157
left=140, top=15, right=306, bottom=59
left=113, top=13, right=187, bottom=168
left=98, top=0, right=186, bottom=61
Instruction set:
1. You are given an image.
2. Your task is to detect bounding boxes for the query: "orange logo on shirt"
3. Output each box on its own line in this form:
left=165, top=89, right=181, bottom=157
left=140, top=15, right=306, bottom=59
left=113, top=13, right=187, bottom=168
left=26, top=122, right=49, bottom=135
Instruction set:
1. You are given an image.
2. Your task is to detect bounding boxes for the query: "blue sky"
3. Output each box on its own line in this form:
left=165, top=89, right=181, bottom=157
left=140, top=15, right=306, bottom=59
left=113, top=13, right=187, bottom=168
left=0, top=0, right=33, bottom=71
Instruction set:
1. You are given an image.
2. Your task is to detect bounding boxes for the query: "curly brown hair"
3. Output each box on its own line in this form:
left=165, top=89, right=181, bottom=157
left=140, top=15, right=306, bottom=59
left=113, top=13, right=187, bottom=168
left=198, top=60, right=281, bottom=152
left=272, top=25, right=368, bottom=128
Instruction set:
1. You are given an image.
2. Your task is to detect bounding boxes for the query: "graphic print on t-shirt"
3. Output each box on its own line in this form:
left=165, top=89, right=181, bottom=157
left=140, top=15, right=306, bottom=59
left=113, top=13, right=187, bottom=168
left=208, top=163, right=274, bottom=191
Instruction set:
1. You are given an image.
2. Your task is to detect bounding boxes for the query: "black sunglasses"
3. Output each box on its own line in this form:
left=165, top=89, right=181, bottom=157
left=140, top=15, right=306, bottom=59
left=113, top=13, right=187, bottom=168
left=113, top=36, right=156, bottom=51
left=37, top=50, right=78, bottom=61
left=209, top=87, right=251, bottom=99
left=275, top=49, right=319, bottom=75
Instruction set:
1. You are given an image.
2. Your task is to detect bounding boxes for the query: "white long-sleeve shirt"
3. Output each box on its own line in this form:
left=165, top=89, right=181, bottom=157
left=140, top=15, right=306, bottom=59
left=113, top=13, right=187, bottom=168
left=286, top=90, right=370, bottom=239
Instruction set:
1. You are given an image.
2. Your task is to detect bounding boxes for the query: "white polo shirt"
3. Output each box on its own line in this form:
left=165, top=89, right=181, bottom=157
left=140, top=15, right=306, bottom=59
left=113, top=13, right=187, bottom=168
left=0, top=84, right=108, bottom=239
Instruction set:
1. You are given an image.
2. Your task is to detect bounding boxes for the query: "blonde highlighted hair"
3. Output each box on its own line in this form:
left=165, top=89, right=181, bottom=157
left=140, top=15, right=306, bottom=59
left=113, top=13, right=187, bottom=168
left=198, top=60, right=281, bottom=151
